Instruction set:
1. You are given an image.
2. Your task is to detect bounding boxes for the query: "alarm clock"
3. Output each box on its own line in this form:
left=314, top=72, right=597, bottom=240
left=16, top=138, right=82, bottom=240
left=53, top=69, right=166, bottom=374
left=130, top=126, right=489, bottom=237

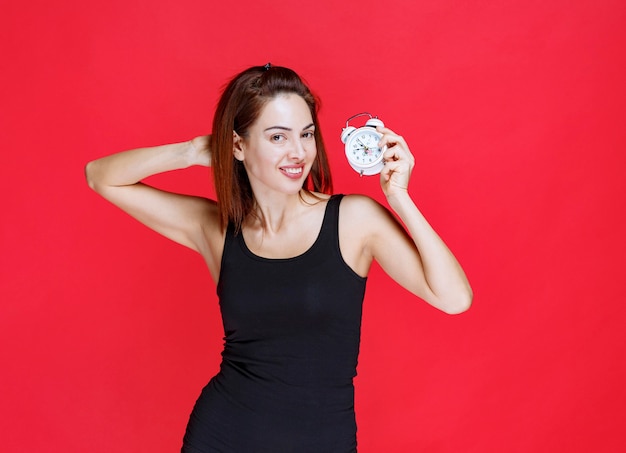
left=341, top=113, right=386, bottom=176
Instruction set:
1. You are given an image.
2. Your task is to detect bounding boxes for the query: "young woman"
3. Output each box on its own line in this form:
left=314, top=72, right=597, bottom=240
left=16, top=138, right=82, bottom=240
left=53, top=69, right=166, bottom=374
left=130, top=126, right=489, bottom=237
left=85, top=64, right=472, bottom=452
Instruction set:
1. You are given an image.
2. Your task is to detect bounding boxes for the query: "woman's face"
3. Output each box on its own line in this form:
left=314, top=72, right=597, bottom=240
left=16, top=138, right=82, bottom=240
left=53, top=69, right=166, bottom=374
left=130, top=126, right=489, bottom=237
left=235, top=93, right=317, bottom=197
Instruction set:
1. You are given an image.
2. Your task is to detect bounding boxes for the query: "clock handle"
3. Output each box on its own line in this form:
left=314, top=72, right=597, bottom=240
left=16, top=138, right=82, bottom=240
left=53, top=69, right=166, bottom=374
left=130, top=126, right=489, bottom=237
left=345, top=112, right=377, bottom=128
left=364, top=118, right=384, bottom=128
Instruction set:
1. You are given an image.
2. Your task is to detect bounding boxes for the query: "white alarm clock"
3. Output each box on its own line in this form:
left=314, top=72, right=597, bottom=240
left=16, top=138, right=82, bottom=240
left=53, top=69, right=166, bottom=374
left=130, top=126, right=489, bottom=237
left=341, top=113, right=386, bottom=176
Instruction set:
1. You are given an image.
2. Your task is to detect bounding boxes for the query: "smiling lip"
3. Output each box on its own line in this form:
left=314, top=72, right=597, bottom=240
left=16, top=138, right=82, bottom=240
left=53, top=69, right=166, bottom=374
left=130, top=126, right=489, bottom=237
left=280, top=165, right=305, bottom=179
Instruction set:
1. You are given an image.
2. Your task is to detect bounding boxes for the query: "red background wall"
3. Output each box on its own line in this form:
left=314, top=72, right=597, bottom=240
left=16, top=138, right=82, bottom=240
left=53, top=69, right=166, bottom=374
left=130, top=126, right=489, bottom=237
left=2, top=0, right=625, bottom=451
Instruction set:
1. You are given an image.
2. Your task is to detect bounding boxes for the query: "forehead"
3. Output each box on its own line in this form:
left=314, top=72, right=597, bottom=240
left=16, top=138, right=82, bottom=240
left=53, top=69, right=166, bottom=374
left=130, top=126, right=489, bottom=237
left=255, top=93, right=313, bottom=128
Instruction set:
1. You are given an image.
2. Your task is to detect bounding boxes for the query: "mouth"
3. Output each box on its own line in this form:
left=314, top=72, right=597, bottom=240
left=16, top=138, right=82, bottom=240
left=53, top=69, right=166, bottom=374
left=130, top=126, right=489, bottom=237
left=280, top=166, right=304, bottom=178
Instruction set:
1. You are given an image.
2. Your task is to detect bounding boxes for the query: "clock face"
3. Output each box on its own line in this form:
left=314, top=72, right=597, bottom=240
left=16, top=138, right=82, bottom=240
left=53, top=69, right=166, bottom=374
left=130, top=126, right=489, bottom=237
left=347, top=129, right=383, bottom=168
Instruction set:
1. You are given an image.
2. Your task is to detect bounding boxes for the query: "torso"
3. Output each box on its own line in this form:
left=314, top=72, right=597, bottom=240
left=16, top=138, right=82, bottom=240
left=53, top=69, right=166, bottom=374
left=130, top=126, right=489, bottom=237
left=182, top=194, right=365, bottom=452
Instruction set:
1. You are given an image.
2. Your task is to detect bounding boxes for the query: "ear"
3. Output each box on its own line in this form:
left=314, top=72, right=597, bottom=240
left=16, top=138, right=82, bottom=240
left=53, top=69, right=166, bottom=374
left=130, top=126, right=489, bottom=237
left=233, top=131, right=245, bottom=161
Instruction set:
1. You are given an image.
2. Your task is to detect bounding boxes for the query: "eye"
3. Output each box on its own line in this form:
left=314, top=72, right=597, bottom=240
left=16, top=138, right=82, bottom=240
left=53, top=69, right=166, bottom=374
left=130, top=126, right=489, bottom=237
left=302, top=131, right=315, bottom=139
left=271, top=134, right=285, bottom=142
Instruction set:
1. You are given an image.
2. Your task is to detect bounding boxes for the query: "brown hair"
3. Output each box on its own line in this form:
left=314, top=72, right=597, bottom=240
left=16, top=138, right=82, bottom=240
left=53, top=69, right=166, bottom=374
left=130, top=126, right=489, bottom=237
left=210, top=64, right=333, bottom=232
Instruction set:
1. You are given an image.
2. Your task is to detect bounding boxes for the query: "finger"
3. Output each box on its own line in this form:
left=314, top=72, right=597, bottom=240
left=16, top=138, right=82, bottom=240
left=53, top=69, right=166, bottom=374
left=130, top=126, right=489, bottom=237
left=380, top=158, right=404, bottom=179
left=377, top=129, right=408, bottom=152
left=384, top=158, right=409, bottom=175
left=383, top=142, right=413, bottom=165
left=376, top=126, right=399, bottom=136
left=383, top=146, right=400, bottom=162
left=380, top=162, right=394, bottom=182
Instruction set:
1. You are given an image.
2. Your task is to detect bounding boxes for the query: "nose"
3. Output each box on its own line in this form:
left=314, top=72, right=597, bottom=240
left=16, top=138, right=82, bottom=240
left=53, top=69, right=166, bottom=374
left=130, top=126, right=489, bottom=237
left=288, top=138, right=306, bottom=160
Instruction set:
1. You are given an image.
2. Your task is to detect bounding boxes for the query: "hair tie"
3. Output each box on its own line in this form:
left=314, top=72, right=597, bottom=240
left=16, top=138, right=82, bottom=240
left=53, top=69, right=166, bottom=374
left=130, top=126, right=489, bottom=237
left=264, top=62, right=272, bottom=71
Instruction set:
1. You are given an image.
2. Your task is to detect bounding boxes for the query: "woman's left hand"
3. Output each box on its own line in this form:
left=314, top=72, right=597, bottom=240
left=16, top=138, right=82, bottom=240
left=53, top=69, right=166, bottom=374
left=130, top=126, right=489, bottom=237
left=377, top=126, right=415, bottom=199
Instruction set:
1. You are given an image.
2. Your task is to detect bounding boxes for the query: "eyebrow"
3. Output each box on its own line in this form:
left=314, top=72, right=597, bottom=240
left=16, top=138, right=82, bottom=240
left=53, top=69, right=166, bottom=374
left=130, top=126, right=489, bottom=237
left=263, top=123, right=315, bottom=132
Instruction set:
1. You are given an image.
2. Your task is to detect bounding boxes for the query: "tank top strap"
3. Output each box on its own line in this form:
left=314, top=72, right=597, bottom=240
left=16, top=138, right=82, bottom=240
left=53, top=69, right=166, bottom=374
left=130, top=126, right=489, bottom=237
left=316, top=194, right=344, bottom=249
left=325, top=194, right=344, bottom=227
left=223, top=222, right=237, bottom=250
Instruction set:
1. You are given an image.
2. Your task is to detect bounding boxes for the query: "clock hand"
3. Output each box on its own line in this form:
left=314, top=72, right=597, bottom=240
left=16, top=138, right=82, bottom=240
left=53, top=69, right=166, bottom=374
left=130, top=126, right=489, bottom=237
left=363, top=145, right=380, bottom=154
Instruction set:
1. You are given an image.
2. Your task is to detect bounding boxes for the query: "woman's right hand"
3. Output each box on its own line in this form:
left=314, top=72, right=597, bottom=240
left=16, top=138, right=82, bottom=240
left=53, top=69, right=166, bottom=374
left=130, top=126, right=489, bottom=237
left=190, top=135, right=212, bottom=167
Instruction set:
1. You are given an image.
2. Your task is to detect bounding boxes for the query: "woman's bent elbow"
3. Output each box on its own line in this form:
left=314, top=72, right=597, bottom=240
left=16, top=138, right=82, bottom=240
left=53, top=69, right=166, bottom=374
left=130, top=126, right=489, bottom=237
left=445, top=291, right=473, bottom=315
left=84, top=161, right=99, bottom=191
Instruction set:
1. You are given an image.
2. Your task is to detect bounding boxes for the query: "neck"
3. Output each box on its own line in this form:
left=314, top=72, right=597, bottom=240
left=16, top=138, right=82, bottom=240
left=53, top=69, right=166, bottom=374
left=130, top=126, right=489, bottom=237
left=248, top=190, right=308, bottom=234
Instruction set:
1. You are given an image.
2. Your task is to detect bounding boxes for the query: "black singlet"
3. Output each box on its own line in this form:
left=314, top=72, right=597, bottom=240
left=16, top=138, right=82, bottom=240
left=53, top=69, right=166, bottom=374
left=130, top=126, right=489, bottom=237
left=182, top=194, right=367, bottom=452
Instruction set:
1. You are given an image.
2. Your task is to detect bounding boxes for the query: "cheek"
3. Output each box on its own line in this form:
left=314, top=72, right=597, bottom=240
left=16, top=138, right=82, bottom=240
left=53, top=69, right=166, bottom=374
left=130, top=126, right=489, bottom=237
left=243, top=148, right=276, bottom=173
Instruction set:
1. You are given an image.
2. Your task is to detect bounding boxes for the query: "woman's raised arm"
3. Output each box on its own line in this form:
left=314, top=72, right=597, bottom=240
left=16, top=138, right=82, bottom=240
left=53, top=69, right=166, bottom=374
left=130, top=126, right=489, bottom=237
left=343, top=127, right=472, bottom=315
left=378, top=126, right=472, bottom=314
left=85, top=136, right=223, bottom=276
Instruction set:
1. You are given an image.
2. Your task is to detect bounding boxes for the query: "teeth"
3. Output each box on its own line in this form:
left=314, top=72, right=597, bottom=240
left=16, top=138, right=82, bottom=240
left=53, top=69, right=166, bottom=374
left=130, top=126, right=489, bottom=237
left=283, top=167, right=302, bottom=174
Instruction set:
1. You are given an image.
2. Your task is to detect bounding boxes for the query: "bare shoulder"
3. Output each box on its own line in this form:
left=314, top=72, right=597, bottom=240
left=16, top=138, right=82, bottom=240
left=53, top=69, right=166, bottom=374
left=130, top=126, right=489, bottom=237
left=340, top=194, right=409, bottom=251
left=338, top=194, right=401, bottom=276
left=339, top=194, right=396, bottom=229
